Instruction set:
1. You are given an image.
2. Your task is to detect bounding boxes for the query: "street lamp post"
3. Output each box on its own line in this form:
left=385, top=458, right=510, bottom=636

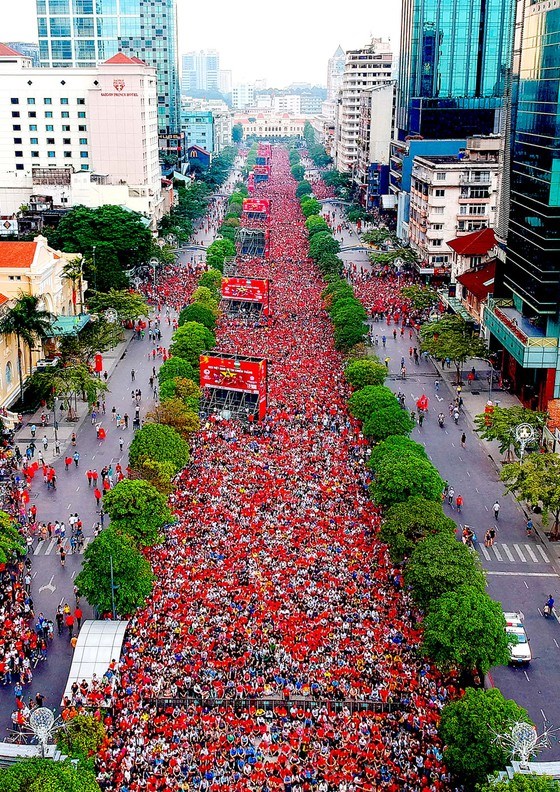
left=92, top=245, right=97, bottom=292
left=149, top=257, right=159, bottom=292
left=515, top=422, right=536, bottom=463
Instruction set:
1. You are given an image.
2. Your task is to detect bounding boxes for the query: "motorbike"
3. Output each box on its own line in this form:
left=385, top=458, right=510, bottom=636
left=544, top=598, right=555, bottom=618
left=438, top=414, right=445, bottom=428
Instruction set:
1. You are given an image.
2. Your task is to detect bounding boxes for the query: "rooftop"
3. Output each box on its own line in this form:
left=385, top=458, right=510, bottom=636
left=0, top=241, right=37, bottom=268
left=0, top=43, right=25, bottom=58
left=103, top=52, right=147, bottom=66
left=448, top=227, right=496, bottom=256
left=456, top=260, right=496, bottom=300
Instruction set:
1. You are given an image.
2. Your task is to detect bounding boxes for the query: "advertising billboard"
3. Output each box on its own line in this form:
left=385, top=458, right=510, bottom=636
left=221, top=277, right=270, bottom=315
left=242, top=198, right=270, bottom=215
left=200, top=354, right=268, bottom=419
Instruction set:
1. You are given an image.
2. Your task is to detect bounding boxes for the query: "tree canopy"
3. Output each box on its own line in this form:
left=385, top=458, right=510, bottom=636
left=178, top=303, right=217, bottom=331
left=46, top=205, right=154, bottom=292
left=369, top=453, right=442, bottom=506
left=169, top=322, right=216, bottom=367
left=57, top=713, right=106, bottom=761
left=480, top=775, right=560, bottom=792
left=348, top=385, right=398, bottom=422
left=501, top=453, right=560, bottom=537
left=75, top=526, right=154, bottom=616
left=86, top=289, right=148, bottom=322
left=128, top=422, right=190, bottom=473
left=344, top=358, right=387, bottom=389
left=0, top=510, right=26, bottom=565
left=380, top=496, right=456, bottom=563
left=405, top=533, right=486, bottom=611
left=146, top=397, right=200, bottom=440
left=300, top=196, right=321, bottom=217
left=205, top=238, right=236, bottom=272
left=368, top=436, right=427, bottom=471
left=419, top=316, right=488, bottom=381
left=305, top=215, right=330, bottom=236
left=400, top=284, right=439, bottom=311
left=474, top=405, right=546, bottom=460
left=422, top=584, right=511, bottom=674
left=158, top=356, right=197, bottom=386
left=0, top=757, right=101, bottom=792
left=102, top=479, right=172, bottom=547
left=439, top=688, right=532, bottom=788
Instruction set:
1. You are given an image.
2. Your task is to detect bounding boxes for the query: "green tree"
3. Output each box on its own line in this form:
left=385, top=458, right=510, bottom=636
left=128, top=422, right=190, bottom=473
left=206, top=238, right=236, bottom=272
left=334, top=321, right=368, bottom=351
left=295, top=181, right=313, bottom=198
left=0, top=293, right=53, bottom=401
left=300, top=196, right=321, bottom=217
left=51, top=364, right=108, bottom=418
left=419, top=316, right=488, bottom=384
left=380, top=496, right=456, bottom=562
left=191, top=286, right=219, bottom=315
left=439, top=688, right=532, bottom=788
left=130, top=456, right=176, bottom=495
left=75, top=526, right=155, bottom=616
left=58, top=318, right=123, bottom=367
left=159, top=376, right=200, bottom=412
left=423, top=585, right=511, bottom=674
left=198, top=268, right=222, bottom=295
left=474, top=405, right=547, bottom=461
left=57, top=713, right=106, bottom=760
left=344, top=358, right=387, bottom=389
left=501, top=453, right=560, bottom=538
left=368, top=436, right=428, bottom=470
left=305, top=215, right=330, bottom=236
left=146, top=397, right=200, bottom=440
left=348, top=385, right=398, bottom=422
left=400, top=284, right=439, bottom=311
left=232, top=123, right=243, bottom=143
left=158, top=356, right=197, bottom=385
left=178, top=303, right=217, bottom=331
left=169, top=322, right=216, bottom=367
left=102, top=479, right=172, bottom=547
left=363, top=404, right=415, bottom=441
left=61, top=256, right=85, bottom=315
left=0, top=510, right=26, bottom=564
left=291, top=164, right=305, bottom=181
left=369, top=453, right=442, bottom=506
left=405, top=533, right=486, bottom=611
left=0, top=757, right=101, bottom=792
left=329, top=297, right=368, bottom=325
left=47, top=204, right=153, bottom=292
left=308, top=231, right=340, bottom=261
left=87, top=289, right=148, bottom=322
left=480, top=775, right=560, bottom=792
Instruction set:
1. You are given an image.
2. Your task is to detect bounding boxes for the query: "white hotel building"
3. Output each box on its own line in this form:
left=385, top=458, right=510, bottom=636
left=0, top=43, right=165, bottom=229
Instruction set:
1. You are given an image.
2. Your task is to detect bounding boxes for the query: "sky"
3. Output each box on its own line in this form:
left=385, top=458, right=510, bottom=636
left=3, top=0, right=401, bottom=87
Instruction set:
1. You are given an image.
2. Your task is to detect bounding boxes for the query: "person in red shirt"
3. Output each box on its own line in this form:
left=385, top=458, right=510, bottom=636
left=93, top=487, right=102, bottom=507
left=74, top=607, right=83, bottom=629
left=65, top=613, right=74, bottom=639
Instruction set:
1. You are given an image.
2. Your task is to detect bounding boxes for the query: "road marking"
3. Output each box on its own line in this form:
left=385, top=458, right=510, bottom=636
left=67, top=502, right=71, bottom=509
left=480, top=544, right=491, bottom=560
left=524, top=580, right=529, bottom=589
left=536, top=545, right=550, bottom=563
left=487, top=571, right=559, bottom=577
left=475, top=487, right=479, bottom=493
left=451, top=442, right=455, bottom=447
left=33, top=541, right=44, bottom=556
left=466, top=470, right=471, bottom=477
left=44, top=538, right=57, bottom=555
left=76, top=486, right=80, bottom=492
left=524, top=671, right=530, bottom=683
left=484, top=505, right=488, bottom=510
left=32, top=571, right=37, bottom=579
left=554, top=639, right=559, bottom=648
left=71, top=571, right=76, bottom=580
left=502, top=544, right=515, bottom=562
left=458, top=456, right=463, bottom=462
left=524, top=544, right=538, bottom=563
left=38, top=574, right=56, bottom=594
left=492, top=545, right=503, bottom=561
left=513, top=544, right=526, bottom=562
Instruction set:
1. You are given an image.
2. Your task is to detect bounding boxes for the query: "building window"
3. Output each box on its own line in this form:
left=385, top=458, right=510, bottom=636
left=11, top=112, right=20, bottom=118
left=80, top=164, right=89, bottom=170
left=430, top=223, right=443, bottom=230
left=15, top=164, right=24, bottom=171
left=45, top=111, right=53, bottom=118
left=79, top=137, right=87, bottom=145
left=13, top=138, right=22, bottom=144
left=63, top=138, right=71, bottom=145
left=432, top=239, right=443, bottom=247
left=61, top=111, right=69, bottom=118
left=470, top=256, right=482, bottom=267
left=46, top=137, right=55, bottom=144
left=62, top=125, right=70, bottom=132
left=13, top=125, right=21, bottom=131
left=14, top=152, right=23, bottom=158
left=31, top=151, right=39, bottom=158
left=77, top=98, right=85, bottom=105
left=29, top=125, right=37, bottom=131
left=28, top=112, right=36, bottom=118
left=46, top=125, right=54, bottom=131
left=60, top=98, right=69, bottom=105
left=436, top=172, right=446, bottom=181
left=44, top=98, right=52, bottom=105
left=78, top=125, right=87, bottom=131
left=434, top=189, right=445, bottom=197
left=432, top=206, right=444, bottom=214
left=80, top=151, right=88, bottom=158
left=64, top=151, right=72, bottom=158
left=47, top=151, right=55, bottom=158
left=30, top=138, right=38, bottom=144
left=27, top=98, right=36, bottom=105
left=78, top=112, right=86, bottom=118
left=5, top=362, right=12, bottom=387
left=10, top=98, right=19, bottom=105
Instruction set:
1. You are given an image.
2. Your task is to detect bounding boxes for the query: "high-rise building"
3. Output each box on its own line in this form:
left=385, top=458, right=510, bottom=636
left=6, top=42, right=40, bottom=66
left=327, top=45, right=345, bottom=100
left=485, top=0, right=560, bottom=410
left=396, top=0, right=515, bottom=140
left=181, top=50, right=220, bottom=95
left=232, top=84, right=255, bottom=110
left=35, top=0, right=180, bottom=134
left=334, top=39, right=393, bottom=173
left=218, top=69, right=232, bottom=95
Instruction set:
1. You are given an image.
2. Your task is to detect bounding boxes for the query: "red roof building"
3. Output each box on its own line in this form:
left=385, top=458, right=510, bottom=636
left=0, top=43, right=25, bottom=58
left=448, top=227, right=496, bottom=256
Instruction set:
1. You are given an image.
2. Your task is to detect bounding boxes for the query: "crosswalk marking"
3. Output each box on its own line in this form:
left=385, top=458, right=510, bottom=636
left=536, top=545, right=550, bottom=562
left=502, top=544, right=515, bottom=562
left=478, top=542, right=552, bottom=565
left=513, top=544, right=526, bottom=562
left=492, top=545, right=503, bottom=561
left=44, top=538, right=57, bottom=555
left=33, top=540, right=44, bottom=556
left=525, top=545, right=538, bottom=563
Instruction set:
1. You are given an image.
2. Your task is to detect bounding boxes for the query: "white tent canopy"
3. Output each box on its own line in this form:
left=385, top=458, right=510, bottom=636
left=62, top=620, right=128, bottom=704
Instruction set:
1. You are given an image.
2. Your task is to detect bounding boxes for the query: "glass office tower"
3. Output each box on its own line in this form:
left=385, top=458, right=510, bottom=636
left=36, top=0, right=180, bottom=134
left=396, top=0, right=515, bottom=138
left=497, top=3, right=560, bottom=315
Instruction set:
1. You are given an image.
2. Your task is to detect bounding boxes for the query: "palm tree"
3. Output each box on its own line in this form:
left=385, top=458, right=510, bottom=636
left=61, top=256, right=84, bottom=316
left=0, top=293, right=54, bottom=403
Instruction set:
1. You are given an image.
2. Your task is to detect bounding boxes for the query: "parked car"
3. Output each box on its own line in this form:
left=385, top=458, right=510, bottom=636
left=504, top=611, right=532, bottom=665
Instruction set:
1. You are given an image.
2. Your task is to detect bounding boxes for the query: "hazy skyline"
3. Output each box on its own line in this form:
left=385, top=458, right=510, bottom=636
left=3, top=0, right=401, bottom=86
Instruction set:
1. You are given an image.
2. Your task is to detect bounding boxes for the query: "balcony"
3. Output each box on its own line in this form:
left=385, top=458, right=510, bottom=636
left=484, top=298, right=559, bottom=368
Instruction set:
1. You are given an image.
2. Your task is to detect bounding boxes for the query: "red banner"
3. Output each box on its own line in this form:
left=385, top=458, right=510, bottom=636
left=200, top=355, right=268, bottom=420
left=242, top=198, right=270, bottom=215
left=248, top=172, right=255, bottom=194
left=221, top=277, right=270, bottom=315
left=253, top=165, right=270, bottom=176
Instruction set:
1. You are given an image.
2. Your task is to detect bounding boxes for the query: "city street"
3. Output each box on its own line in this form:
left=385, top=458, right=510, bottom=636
left=323, top=198, right=560, bottom=755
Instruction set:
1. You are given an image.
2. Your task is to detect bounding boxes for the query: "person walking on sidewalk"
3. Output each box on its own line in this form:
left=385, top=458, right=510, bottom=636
left=493, top=500, right=501, bottom=520
left=73, top=451, right=80, bottom=468
left=130, top=369, right=135, bottom=382
left=94, top=487, right=102, bottom=508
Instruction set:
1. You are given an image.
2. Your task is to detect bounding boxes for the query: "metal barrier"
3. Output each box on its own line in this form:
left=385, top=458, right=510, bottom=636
left=144, top=696, right=398, bottom=715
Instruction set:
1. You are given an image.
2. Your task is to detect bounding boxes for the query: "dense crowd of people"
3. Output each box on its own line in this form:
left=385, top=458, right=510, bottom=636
left=97, top=150, right=456, bottom=792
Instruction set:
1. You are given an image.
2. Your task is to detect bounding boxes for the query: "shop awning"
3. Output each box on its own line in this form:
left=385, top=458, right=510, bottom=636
left=456, top=260, right=496, bottom=300
left=45, top=313, right=91, bottom=337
